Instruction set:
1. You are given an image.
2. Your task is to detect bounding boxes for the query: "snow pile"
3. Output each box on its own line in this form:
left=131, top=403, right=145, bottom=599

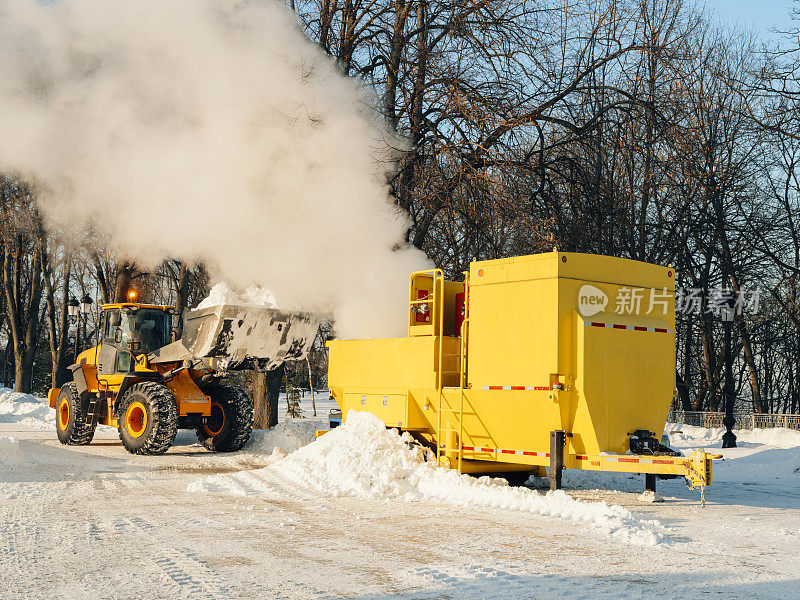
left=241, top=286, right=278, bottom=308
left=0, top=436, right=20, bottom=466
left=0, top=388, right=54, bottom=430
left=196, top=282, right=241, bottom=309
left=667, top=424, right=800, bottom=449
left=666, top=423, right=800, bottom=488
left=245, top=420, right=319, bottom=456
left=196, top=282, right=277, bottom=310
left=195, top=412, right=664, bottom=545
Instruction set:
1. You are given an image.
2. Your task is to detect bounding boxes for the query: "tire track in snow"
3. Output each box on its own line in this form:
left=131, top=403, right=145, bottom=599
left=232, top=469, right=320, bottom=502
left=0, top=483, right=66, bottom=599
left=120, top=515, right=232, bottom=600
left=191, top=467, right=323, bottom=505
left=0, top=520, right=31, bottom=599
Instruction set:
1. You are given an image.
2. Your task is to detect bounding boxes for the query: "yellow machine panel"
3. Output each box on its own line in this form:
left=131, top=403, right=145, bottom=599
left=327, top=254, right=718, bottom=494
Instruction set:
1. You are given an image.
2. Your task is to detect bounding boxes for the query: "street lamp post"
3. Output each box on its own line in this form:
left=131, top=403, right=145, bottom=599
left=721, top=296, right=737, bottom=449
left=68, top=295, right=94, bottom=364
left=80, top=294, right=93, bottom=357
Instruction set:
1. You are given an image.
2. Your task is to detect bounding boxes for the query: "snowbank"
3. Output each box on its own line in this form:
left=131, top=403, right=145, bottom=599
left=0, top=388, right=54, bottom=430
left=667, top=423, right=800, bottom=449
left=0, top=436, right=20, bottom=466
left=193, top=412, right=664, bottom=546
left=244, top=420, right=319, bottom=455
left=556, top=423, right=800, bottom=495
left=197, top=282, right=276, bottom=309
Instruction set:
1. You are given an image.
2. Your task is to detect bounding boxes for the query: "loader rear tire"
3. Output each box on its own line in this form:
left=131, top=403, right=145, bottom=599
left=196, top=383, right=253, bottom=452
left=117, top=381, right=178, bottom=455
left=55, top=382, right=96, bottom=446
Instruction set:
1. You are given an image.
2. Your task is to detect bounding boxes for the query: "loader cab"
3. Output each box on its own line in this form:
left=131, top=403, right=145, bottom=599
left=97, top=303, right=174, bottom=373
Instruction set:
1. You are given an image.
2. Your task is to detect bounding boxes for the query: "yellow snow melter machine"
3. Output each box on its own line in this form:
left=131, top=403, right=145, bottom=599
left=328, top=251, right=720, bottom=495
left=48, top=297, right=320, bottom=455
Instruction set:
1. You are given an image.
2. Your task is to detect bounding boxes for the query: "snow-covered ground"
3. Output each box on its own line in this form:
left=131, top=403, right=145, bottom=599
left=1, top=387, right=798, bottom=599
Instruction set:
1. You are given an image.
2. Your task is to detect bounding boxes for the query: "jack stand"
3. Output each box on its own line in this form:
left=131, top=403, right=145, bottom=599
left=638, top=473, right=663, bottom=503
left=549, top=430, right=566, bottom=491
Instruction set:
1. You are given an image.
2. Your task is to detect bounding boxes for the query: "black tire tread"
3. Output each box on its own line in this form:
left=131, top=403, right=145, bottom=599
left=196, top=383, right=254, bottom=452
left=56, top=382, right=96, bottom=446
left=117, top=381, right=178, bottom=455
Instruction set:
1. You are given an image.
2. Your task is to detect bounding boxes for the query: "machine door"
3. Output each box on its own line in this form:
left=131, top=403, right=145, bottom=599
left=97, top=309, right=123, bottom=374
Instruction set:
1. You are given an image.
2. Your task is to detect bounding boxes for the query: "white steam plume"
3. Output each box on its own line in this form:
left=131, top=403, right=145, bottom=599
left=0, top=0, right=430, bottom=338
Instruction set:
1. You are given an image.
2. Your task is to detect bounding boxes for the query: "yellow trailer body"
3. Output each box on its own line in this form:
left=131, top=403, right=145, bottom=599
left=327, top=251, right=719, bottom=492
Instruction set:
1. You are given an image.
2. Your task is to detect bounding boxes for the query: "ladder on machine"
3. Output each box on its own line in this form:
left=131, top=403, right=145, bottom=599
left=433, top=272, right=469, bottom=472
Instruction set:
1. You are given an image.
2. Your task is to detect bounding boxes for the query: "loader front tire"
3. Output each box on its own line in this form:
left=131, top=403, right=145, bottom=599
left=55, top=382, right=96, bottom=446
left=196, top=383, right=253, bottom=452
left=117, top=381, right=178, bottom=455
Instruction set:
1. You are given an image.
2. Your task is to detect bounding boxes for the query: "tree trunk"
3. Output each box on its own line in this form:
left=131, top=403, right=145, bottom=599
left=91, top=251, right=112, bottom=305
left=252, top=363, right=285, bottom=429
left=318, top=0, right=337, bottom=51
left=678, top=314, right=693, bottom=411
left=174, top=262, right=190, bottom=339
left=698, top=310, right=719, bottom=411
left=3, top=238, right=44, bottom=393
left=44, top=248, right=72, bottom=387
left=306, top=356, right=316, bottom=417
left=113, top=260, right=137, bottom=303
left=384, top=1, right=410, bottom=129
left=2, top=334, right=11, bottom=387
left=728, top=276, right=765, bottom=412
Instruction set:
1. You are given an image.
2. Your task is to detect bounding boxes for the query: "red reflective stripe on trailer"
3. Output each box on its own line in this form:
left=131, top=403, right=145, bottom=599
left=584, top=321, right=673, bottom=334
left=459, top=447, right=680, bottom=466
left=480, top=385, right=551, bottom=391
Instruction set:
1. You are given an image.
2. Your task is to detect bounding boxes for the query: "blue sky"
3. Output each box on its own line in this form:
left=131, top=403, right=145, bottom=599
left=704, top=0, right=796, bottom=38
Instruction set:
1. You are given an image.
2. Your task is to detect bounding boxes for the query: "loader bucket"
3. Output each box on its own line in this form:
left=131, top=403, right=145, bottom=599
left=180, top=304, right=321, bottom=369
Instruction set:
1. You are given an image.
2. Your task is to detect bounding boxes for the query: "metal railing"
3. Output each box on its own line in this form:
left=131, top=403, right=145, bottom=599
left=751, top=413, right=800, bottom=430
left=668, top=410, right=800, bottom=431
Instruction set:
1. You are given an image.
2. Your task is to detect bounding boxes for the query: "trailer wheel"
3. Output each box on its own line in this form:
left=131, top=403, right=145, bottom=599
left=501, top=472, right=533, bottom=487
left=117, top=381, right=178, bottom=455
left=196, top=383, right=253, bottom=452
left=55, top=382, right=96, bottom=446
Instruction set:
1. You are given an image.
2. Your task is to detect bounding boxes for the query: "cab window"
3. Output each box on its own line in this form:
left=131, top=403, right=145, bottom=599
left=116, top=351, right=133, bottom=372
left=103, top=309, right=122, bottom=345
left=119, top=309, right=172, bottom=354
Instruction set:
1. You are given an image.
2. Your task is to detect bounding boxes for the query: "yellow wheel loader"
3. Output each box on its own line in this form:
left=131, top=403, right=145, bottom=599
left=49, top=300, right=321, bottom=455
